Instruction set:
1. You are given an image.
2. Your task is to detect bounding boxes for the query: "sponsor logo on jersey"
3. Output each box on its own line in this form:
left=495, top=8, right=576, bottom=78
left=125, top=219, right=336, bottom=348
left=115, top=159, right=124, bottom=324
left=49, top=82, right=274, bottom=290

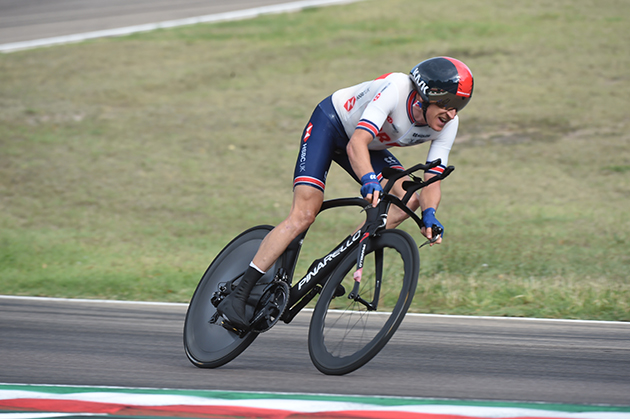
left=386, top=116, right=399, bottom=133
left=384, top=156, right=401, bottom=167
left=299, top=124, right=312, bottom=172
left=376, top=132, right=391, bottom=143
left=344, top=97, right=356, bottom=112
left=299, top=142, right=308, bottom=172
left=344, top=86, right=371, bottom=113
left=344, top=83, right=373, bottom=113
left=303, top=122, right=313, bottom=142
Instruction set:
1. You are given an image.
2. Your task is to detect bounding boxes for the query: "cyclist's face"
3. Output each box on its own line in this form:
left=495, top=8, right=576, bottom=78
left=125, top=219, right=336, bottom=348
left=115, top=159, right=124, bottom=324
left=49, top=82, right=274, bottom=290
left=426, top=104, right=457, bottom=131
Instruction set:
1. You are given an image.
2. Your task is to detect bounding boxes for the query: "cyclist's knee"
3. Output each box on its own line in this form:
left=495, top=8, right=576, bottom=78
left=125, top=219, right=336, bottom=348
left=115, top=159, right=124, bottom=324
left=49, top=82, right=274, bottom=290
left=288, top=207, right=317, bottom=232
left=287, top=186, right=322, bottom=233
left=294, top=185, right=322, bottom=216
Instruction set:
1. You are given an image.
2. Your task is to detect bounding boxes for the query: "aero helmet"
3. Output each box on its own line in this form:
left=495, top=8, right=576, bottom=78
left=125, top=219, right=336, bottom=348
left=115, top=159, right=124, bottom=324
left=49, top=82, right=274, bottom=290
left=410, top=57, right=474, bottom=112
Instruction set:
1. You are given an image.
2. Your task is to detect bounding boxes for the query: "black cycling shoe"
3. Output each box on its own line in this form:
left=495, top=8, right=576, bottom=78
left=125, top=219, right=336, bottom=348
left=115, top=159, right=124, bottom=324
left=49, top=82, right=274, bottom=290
left=215, top=266, right=263, bottom=330
left=217, top=295, right=251, bottom=330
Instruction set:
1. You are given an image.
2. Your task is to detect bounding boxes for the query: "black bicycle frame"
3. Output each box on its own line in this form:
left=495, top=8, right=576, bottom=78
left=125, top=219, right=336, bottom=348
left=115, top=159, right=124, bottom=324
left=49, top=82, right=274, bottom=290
left=278, top=197, right=368, bottom=323
left=276, top=159, right=455, bottom=324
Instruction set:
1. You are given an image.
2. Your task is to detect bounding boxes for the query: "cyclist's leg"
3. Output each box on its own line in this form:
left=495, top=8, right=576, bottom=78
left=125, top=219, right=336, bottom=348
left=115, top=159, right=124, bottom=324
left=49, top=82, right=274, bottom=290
left=252, top=185, right=323, bottom=272
left=218, top=97, right=342, bottom=327
left=218, top=185, right=323, bottom=329
left=253, top=95, right=344, bottom=272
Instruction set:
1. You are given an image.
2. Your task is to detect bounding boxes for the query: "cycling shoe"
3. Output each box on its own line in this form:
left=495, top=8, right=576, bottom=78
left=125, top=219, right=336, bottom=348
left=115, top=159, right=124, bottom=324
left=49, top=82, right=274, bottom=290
left=217, top=295, right=251, bottom=330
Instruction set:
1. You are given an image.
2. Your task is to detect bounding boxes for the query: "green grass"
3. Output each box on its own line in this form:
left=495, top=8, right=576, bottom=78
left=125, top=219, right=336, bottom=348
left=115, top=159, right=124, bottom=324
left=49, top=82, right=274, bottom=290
left=1, top=0, right=629, bottom=320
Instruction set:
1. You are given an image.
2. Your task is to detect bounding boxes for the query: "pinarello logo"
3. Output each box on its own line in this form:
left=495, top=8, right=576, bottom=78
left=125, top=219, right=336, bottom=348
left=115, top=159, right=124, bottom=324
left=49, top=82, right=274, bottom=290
left=344, top=97, right=356, bottom=112
left=303, top=123, right=313, bottom=142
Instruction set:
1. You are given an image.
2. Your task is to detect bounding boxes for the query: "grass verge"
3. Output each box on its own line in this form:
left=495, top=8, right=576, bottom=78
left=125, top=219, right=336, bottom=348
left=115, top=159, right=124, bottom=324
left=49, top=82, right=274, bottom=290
left=1, top=0, right=629, bottom=320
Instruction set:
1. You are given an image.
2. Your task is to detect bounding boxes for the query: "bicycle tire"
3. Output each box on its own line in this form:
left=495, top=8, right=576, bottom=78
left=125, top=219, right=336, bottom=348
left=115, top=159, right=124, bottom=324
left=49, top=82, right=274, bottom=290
left=183, top=225, right=276, bottom=368
left=308, top=229, right=419, bottom=375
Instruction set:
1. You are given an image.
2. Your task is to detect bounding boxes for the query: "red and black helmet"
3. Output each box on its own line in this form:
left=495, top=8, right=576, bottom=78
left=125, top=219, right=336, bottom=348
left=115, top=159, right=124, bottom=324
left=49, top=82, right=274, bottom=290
left=410, top=57, right=474, bottom=112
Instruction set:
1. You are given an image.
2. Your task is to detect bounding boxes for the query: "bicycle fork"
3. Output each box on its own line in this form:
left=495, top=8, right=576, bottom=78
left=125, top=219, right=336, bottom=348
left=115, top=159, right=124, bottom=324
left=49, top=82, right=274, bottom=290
left=348, top=211, right=387, bottom=311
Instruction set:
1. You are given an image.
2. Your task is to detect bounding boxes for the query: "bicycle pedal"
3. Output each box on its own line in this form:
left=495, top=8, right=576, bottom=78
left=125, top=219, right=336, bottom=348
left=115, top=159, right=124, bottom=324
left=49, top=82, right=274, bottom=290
left=208, top=311, right=222, bottom=325
left=220, top=316, right=252, bottom=337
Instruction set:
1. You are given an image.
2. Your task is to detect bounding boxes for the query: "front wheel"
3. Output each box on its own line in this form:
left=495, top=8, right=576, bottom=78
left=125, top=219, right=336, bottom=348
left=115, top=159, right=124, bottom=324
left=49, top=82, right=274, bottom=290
left=184, top=225, right=277, bottom=368
left=308, top=229, right=419, bottom=375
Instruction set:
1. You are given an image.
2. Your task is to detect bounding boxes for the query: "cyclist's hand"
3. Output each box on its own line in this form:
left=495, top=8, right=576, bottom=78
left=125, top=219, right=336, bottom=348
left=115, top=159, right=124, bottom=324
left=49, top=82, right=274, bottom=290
left=360, top=172, right=383, bottom=207
left=421, top=207, right=444, bottom=246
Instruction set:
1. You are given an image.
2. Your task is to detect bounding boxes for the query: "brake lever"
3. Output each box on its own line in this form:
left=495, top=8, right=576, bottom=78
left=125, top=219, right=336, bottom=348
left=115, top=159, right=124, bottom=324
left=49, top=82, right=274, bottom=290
left=419, top=236, right=439, bottom=248
left=419, top=226, right=443, bottom=248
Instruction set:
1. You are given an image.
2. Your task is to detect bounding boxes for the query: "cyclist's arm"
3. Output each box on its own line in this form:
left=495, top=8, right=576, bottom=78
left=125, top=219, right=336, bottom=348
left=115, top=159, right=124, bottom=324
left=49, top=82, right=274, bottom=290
left=420, top=173, right=441, bottom=210
left=346, top=83, right=399, bottom=206
left=346, top=128, right=380, bottom=205
left=419, top=173, right=442, bottom=243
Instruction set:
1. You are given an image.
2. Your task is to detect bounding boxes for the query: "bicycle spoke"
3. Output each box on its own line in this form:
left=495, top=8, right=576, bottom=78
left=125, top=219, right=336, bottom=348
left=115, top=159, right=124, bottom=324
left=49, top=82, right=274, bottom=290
left=309, top=230, right=419, bottom=374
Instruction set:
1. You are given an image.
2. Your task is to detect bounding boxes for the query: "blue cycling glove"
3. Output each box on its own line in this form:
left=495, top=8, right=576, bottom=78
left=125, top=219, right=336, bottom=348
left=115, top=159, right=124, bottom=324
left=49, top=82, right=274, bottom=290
left=422, top=207, right=444, bottom=237
left=360, top=172, right=383, bottom=198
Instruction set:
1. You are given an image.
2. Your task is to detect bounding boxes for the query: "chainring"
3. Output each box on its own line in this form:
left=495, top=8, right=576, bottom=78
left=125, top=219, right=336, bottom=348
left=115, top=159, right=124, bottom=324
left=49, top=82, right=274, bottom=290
left=251, top=280, right=290, bottom=333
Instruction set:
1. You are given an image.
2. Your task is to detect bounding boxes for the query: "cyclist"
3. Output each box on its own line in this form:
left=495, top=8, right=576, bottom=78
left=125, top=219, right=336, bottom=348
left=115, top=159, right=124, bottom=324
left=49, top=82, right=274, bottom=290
left=218, top=56, right=474, bottom=329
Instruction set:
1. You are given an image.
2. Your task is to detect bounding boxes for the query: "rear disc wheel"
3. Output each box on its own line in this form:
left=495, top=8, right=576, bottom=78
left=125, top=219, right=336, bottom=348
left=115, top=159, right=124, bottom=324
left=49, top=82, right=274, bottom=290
left=184, top=225, right=278, bottom=368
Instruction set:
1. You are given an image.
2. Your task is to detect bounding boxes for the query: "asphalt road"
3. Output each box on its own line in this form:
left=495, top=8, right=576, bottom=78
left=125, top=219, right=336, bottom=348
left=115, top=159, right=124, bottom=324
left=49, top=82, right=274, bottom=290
left=0, top=0, right=321, bottom=44
left=1, top=0, right=629, bottom=407
left=1, top=296, right=629, bottom=406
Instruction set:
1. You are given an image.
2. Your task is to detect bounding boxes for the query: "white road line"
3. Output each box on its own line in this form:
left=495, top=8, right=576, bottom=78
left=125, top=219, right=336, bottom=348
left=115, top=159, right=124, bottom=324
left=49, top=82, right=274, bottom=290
left=0, top=294, right=187, bottom=307
left=1, top=294, right=627, bottom=325
left=0, top=0, right=363, bottom=53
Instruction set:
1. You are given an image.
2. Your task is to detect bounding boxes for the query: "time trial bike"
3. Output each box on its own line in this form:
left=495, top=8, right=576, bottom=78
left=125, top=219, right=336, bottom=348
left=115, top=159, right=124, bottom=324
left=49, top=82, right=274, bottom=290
left=183, top=159, right=453, bottom=375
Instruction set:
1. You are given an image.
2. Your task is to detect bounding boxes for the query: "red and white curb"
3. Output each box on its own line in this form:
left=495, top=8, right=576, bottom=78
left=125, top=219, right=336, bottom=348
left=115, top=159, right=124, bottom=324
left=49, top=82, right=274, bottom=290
left=1, top=384, right=629, bottom=419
